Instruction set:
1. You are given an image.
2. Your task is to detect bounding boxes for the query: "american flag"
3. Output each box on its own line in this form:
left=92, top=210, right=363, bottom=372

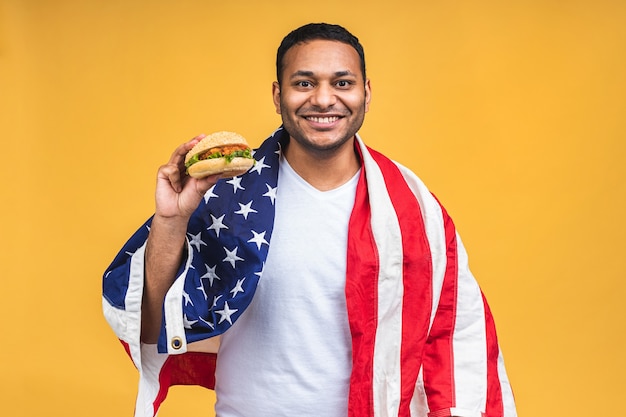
left=103, top=127, right=517, bottom=417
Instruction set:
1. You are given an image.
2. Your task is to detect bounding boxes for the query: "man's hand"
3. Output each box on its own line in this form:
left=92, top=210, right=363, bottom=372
left=155, top=134, right=220, bottom=220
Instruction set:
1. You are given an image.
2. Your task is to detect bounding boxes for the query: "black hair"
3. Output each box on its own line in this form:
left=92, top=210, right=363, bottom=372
left=276, top=23, right=366, bottom=85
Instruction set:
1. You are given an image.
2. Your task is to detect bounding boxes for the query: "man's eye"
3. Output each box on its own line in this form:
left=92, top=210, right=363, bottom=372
left=336, top=80, right=352, bottom=88
left=297, top=81, right=312, bottom=88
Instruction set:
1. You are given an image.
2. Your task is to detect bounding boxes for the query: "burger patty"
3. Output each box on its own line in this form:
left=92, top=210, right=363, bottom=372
left=199, top=144, right=250, bottom=160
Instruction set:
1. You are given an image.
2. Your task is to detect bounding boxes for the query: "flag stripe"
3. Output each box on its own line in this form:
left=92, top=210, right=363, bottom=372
left=483, top=292, right=504, bottom=417
left=155, top=351, right=218, bottom=412
left=346, top=162, right=377, bottom=417
left=497, top=350, right=517, bottom=417
left=366, top=148, right=434, bottom=417
left=422, top=208, right=459, bottom=412
left=163, top=239, right=195, bottom=354
left=392, top=165, right=449, bottom=331
left=359, top=141, right=405, bottom=417
left=451, top=235, right=488, bottom=413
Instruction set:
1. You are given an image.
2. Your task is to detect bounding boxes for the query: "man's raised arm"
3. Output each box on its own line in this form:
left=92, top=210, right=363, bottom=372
left=141, top=135, right=219, bottom=343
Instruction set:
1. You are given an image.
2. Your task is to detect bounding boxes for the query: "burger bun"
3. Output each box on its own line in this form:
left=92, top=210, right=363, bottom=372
left=185, top=131, right=255, bottom=179
left=187, top=157, right=255, bottom=179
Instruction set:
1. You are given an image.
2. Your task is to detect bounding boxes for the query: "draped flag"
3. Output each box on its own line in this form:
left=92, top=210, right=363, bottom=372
left=103, top=127, right=517, bottom=417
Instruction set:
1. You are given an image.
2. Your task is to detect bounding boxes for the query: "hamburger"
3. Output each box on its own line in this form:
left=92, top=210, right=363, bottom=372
left=185, top=131, right=255, bottom=178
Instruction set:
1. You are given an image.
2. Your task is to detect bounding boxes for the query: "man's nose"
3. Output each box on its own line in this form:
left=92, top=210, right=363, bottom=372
left=310, top=83, right=337, bottom=109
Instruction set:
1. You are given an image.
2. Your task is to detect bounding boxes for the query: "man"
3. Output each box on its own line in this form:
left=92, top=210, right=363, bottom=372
left=103, top=23, right=517, bottom=417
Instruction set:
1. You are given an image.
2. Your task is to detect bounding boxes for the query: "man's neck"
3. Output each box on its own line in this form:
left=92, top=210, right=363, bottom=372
left=283, top=137, right=361, bottom=192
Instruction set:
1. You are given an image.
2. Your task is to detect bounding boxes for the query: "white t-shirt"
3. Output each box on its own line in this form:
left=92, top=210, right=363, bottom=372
left=214, top=157, right=359, bottom=417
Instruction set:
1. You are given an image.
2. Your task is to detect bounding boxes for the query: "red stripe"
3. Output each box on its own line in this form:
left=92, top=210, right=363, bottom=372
left=154, top=352, right=217, bottom=416
left=366, top=148, right=434, bottom=416
left=346, top=166, right=378, bottom=417
left=422, top=204, right=459, bottom=411
left=482, top=293, right=505, bottom=417
left=119, top=340, right=135, bottom=367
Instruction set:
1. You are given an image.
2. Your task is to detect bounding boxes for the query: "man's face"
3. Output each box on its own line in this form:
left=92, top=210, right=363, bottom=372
left=273, top=40, right=371, bottom=155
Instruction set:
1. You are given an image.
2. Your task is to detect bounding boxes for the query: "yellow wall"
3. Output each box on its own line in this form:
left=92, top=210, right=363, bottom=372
left=1, top=0, right=625, bottom=415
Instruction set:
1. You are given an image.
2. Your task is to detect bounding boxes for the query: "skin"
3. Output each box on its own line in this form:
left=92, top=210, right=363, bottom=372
left=273, top=39, right=371, bottom=191
left=141, top=39, right=372, bottom=343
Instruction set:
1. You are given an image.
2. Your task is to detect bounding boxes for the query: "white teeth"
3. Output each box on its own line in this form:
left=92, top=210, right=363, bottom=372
left=307, top=116, right=339, bottom=124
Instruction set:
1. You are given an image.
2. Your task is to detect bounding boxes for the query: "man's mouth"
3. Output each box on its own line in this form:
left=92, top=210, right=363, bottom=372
left=305, top=116, right=340, bottom=124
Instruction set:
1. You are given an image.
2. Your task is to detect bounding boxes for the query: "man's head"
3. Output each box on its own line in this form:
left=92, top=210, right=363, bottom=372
left=272, top=23, right=371, bottom=157
left=276, top=23, right=366, bottom=85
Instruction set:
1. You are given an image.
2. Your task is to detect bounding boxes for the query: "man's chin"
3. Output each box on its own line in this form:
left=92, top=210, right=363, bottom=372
left=289, top=131, right=355, bottom=154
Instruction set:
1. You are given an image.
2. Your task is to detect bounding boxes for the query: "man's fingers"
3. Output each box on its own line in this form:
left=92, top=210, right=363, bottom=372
left=158, top=162, right=185, bottom=193
left=189, top=133, right=207, bottom=144
left=184, top=134, right=207, bottom=156
left=167, top=134, right=207, bottom=166
left=160, top=134, right=208, bottom=191
left=195, top=173, right=221, bottom=196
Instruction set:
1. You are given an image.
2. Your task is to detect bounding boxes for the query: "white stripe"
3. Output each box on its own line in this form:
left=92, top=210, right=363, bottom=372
left=102, top=242, right=172, bottom=417
left=135, top=238, right=195, bottom=416
left=101, top=243, right=147, bottom=370
left=409, top=368, right=429, bottom=417
left=452, top=234, right=488, bottom=413
left=126, top=243, right=148, bottom=367
left=446, top=407, right=483, bottom=417
left=135, top=344, right=168, bottom=417
left=393, top=163, right=447, bottom=330
left=357, top=138, right=403, bottom=417
left=163, top=238, right=195, bottom=354
left=498, top=349, right=518, bottom=417
left=102, top=297, right=141, bottom=368
left=104, top=237, right=199, bottom=415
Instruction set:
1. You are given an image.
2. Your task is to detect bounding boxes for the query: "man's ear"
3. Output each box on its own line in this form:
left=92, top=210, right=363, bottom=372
left=272, top=81, right=281, bottom=114
left=364, top=79, right=372, bottom=113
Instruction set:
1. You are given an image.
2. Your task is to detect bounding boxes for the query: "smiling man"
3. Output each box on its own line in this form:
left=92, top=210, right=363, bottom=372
left=276, top=39, right=370, bottom=144
left=103, top=23, right=517, bottom=417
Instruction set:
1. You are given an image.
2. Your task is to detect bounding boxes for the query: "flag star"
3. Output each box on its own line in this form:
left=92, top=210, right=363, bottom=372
left=276, top=140, right=283, bottom=157
left=208, top=214, right=229, bottom=237
left=249, top=156, right=270, bottom=175
left=199, top=316, right=215, bottom=330
left=230, top=278, right=246, bottom=298
left=187, top=231, right=207, bottom=252
left=212, top=294, right=223, bottom=308
left=183, top=314, right=198, bottom=329
left=203, top=185, right=219, bottom=203
left=263, top=183, right=278, bottom=205
left=235, top=201, right=258, bottom=219
left=201, top=264, right=221, bottom=287
left=226, top=176, right=245, bottom=193
left=196, top=282, right=208, bottom=300
left=223, top=246, right=244, bottom=268
left=216, top=301, right=238, bottom=325
left=255, top=263, right=266, bottom=280
left=248, top=230, right=269, bottom=250
left=183, top=290, right=193, bottom=306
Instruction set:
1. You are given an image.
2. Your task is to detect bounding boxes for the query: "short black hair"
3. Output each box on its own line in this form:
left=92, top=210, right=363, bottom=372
left=276, top=23, right=366, bottom=85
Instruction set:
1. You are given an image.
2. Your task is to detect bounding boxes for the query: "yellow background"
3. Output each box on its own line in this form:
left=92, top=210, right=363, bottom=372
left=1, top=0, right=625, bottom=415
